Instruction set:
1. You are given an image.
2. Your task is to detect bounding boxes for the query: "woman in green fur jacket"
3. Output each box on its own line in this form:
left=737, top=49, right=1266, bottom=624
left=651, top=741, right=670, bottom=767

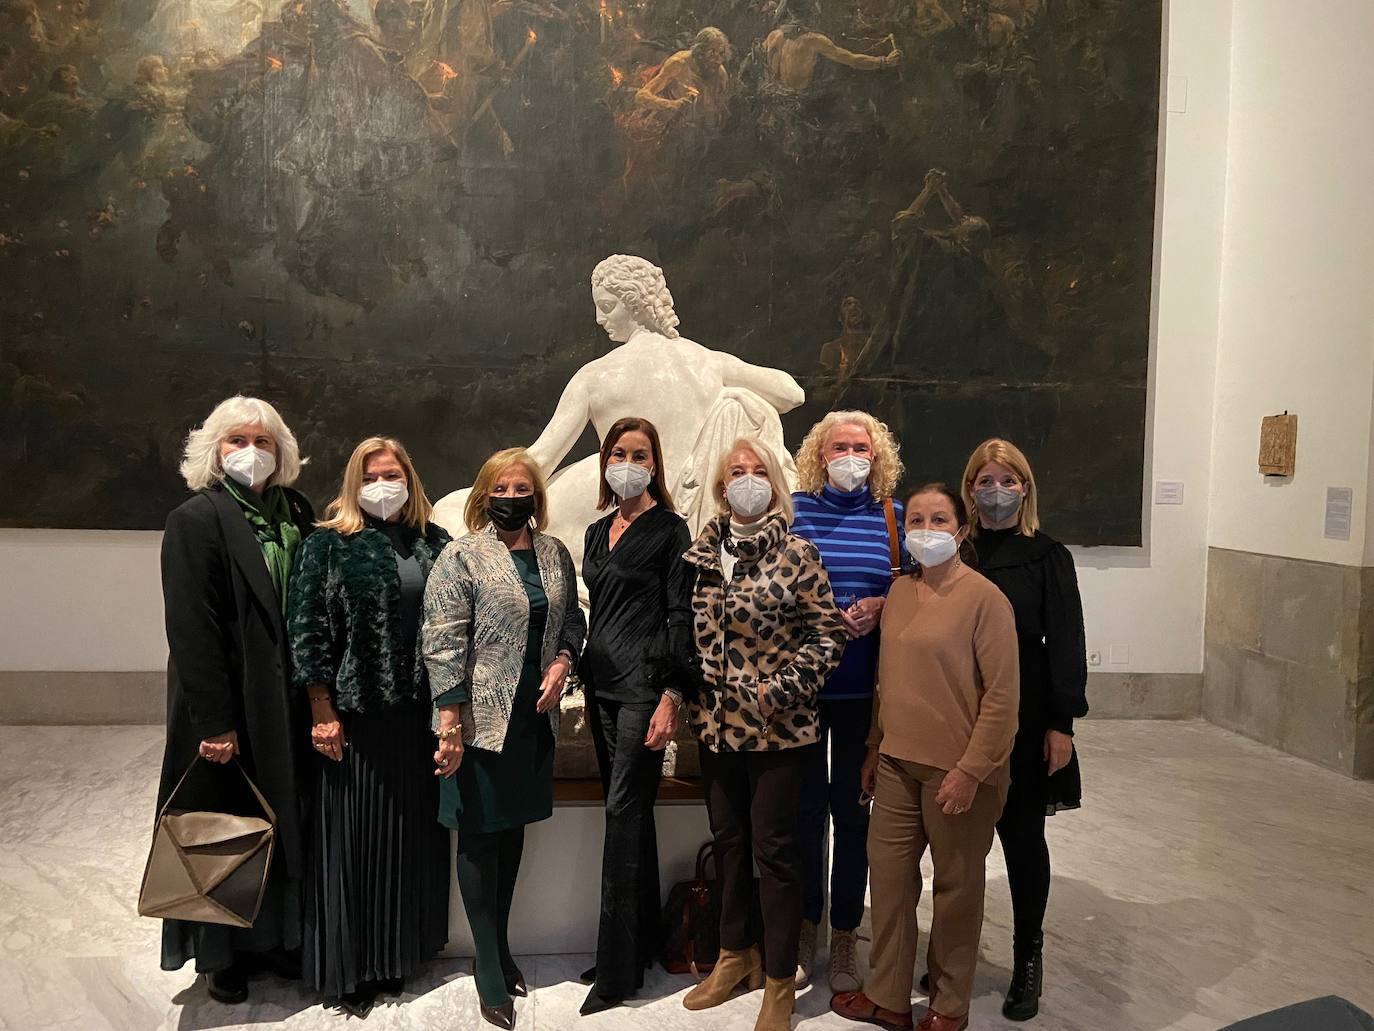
left=287, top=437, right=452, bottom=1018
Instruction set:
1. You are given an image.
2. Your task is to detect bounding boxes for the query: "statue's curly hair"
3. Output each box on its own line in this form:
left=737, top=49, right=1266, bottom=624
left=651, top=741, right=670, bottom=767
left=794, top=410, right=903, bottom=503
left=591, top=254, right=681, bottom=339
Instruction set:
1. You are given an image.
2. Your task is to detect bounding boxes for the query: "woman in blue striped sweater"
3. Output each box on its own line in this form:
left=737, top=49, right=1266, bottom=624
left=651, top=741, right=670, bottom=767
left=790, top=410, right=906, bottom=994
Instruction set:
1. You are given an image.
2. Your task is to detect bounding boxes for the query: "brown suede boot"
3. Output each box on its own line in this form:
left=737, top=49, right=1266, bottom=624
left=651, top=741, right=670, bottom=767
left=753, top=975, right=795, bottom=1031
left=683, top=947, right=764, bottom=1011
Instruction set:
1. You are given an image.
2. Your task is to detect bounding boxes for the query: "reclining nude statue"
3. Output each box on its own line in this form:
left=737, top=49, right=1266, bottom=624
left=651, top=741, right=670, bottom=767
left=432, top=254, right=804, bottom=778
left=433, top=253, right=805, bottom=581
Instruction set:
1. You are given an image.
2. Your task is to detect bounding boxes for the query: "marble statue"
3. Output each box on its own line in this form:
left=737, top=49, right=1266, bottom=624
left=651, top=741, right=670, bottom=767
left=433, top=253, right=805, bottom=576
left=432, top=255, right=804, bottom=780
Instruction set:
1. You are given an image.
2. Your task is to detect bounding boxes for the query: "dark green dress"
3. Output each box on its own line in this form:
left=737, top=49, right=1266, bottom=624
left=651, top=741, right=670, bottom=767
left=437, top=549, right=555, bottom=833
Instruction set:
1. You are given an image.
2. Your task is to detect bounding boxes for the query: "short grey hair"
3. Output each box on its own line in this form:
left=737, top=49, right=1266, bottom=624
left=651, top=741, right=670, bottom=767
left=179, top=395, right=306, bottom=491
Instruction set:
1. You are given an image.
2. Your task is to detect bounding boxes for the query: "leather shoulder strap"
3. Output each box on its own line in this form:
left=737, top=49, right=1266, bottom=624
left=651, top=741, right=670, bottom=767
left=161, top=757, right=277, bottom=826
left=882, top=497, right=901, bottom=581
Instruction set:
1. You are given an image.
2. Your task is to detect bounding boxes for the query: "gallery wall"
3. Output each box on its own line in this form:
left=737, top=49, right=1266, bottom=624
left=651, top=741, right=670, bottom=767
left=0, top=0, right=1235, bottom=702
left=1208, top=0, right=1374, bottom=567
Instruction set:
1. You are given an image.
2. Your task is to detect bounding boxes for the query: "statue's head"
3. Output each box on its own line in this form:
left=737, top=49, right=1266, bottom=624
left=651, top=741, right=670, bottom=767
left=590, top=254, right=681, bottom=343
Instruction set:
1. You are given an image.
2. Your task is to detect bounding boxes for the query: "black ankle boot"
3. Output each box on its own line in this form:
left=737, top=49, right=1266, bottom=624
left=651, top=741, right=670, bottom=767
left=1002, top=934, right=1043, bottom=1021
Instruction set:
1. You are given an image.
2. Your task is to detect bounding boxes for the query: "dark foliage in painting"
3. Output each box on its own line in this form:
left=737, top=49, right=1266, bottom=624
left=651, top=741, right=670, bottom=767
left=0, top=0, right=1158, bottom=541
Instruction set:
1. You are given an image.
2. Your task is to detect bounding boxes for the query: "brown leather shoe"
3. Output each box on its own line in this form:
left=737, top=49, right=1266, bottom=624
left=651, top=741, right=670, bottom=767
left=683, top=947, right=764, bottom=1011
left=830, top=990, right=915, bottom=1030
left=916, top=1008, right=969, bottom=1031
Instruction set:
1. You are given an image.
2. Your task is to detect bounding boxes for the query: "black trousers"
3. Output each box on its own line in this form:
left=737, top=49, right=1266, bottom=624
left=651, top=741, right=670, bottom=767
left=588, top=696, right=666, bottom=996
left=798, top=697, right=873, bottom=931
left=996, top=735, right=1052, bottom=952
left=699, top=743, right=812, bottom=980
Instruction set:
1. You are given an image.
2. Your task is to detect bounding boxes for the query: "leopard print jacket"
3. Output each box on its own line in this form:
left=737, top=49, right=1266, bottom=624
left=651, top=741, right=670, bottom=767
left=684, top=513, right=847, bottom=752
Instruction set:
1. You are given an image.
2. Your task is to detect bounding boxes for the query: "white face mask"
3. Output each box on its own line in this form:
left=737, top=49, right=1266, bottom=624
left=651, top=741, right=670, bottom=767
left=222, top=445, right=276, bottom=489
left=905, top=529, right=960, bottom=568
left=827, top=454, right=871, bottom=493
left=726, top=473, right=773, bottom=519
left=605, top=461, right=652, bottom=500
left=359, top=479, right=409, bottom=521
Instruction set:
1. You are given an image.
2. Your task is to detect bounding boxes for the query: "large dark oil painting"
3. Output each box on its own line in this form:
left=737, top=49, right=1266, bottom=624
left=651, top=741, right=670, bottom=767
left=0, top=0, right=1159, bottom=542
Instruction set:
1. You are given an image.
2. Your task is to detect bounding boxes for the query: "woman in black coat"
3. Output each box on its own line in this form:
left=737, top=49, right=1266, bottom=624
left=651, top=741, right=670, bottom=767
left=962, top=438, right=1088, bottom=1023
left=156, top=395, right=315, bottom=1005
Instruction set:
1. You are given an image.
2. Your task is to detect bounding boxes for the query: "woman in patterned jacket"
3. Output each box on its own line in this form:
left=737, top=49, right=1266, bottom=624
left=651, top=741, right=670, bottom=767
left=422, top=447, right=586, bottom=1030
left=680, top=437, right=847, bottom=1031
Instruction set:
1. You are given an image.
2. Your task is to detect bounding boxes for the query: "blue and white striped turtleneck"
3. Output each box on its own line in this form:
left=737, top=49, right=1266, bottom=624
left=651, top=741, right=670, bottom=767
left=790, top=483, right=904, bottom=699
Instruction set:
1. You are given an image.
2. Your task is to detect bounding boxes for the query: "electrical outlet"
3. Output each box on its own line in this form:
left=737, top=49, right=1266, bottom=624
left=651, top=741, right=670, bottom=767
left=1088, top=650, right=1102, bottom=667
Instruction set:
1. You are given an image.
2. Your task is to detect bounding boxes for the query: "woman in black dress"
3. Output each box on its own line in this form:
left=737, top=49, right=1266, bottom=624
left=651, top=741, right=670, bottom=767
left=287, top=437, right=452, bottom=1017
left=962, top=437, right=1088, bottom=1022
left=157, top=395, right=315, bottom=1005
left=578, top=417, right=694, bottom=1016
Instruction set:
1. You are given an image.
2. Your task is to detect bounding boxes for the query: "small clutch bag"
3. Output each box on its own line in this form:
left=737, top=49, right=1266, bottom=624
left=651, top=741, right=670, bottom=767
left=137, top=758, right=276, bottom=928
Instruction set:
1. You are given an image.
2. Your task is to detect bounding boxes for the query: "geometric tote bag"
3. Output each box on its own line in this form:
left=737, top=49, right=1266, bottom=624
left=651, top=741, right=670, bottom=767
left=137, top=758, right=276, bottom=928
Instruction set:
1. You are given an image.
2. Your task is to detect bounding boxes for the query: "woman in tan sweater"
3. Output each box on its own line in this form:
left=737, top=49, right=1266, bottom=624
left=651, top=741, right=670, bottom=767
left=832, top=483, right=1019, bottom=1031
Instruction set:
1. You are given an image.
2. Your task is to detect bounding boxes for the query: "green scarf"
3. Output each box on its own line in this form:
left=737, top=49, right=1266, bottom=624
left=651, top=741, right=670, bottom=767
left=223, top=478, right=302, bottom=613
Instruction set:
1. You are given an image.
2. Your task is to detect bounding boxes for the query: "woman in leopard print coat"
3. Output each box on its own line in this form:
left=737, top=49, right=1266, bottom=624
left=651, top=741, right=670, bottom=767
left=680, top=437, right=847, bottom=1031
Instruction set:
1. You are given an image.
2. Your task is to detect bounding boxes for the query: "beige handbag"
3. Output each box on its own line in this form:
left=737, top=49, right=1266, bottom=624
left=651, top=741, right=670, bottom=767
left=137, top=758, right=276, bottom=927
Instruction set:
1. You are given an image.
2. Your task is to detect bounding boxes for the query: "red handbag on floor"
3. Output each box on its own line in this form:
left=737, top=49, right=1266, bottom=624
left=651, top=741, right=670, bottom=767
left=660, top=842, right=722, bottom=980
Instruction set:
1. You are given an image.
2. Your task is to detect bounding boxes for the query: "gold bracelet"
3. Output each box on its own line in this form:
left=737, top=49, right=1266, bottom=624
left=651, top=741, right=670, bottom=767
left=436, top=725, right=461, bottom=740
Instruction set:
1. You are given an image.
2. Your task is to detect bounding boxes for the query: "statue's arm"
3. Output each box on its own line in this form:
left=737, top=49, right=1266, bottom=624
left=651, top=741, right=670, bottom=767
left=526, top=369, right=591, bottom=475
left=715, top=351, right=805, bottom=413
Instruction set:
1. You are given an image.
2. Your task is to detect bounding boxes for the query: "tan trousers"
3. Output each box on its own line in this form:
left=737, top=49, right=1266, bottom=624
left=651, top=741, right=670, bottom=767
left=866, top=756, right=1004, bottom=1018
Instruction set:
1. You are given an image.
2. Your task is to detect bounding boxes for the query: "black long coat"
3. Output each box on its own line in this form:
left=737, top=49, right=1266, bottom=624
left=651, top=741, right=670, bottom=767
left=156, top=484, right=316, bottom=882
left=973, top=527, right=1088, bottom=813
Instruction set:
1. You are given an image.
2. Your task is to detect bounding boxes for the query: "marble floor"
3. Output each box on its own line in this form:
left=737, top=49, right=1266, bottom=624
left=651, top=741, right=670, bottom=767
left=0, top=720, right=1371, bottom=1031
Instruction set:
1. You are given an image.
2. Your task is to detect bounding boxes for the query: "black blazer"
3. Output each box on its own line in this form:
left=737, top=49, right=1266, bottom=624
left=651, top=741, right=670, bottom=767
left=155, top=483, right=315, bottom=880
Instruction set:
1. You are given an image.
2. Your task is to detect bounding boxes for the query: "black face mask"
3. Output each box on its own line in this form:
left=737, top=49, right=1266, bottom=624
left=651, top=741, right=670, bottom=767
left=487, top=495, right=537, bottom=532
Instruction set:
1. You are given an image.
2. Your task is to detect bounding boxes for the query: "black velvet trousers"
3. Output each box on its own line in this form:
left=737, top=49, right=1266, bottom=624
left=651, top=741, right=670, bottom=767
left=588, top=697, right=666, bottom=997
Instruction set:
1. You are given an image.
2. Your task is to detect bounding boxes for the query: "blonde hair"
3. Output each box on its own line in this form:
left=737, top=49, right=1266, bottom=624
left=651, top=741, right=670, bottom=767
left=712, top=437, right=794, bottom=523
left=464, top=448, right=549, bottom=533
left=179, top=395, right=306, bottom=491
left=961, top=437, right=1040, bottom=537
left=794, top=410, right=904, bottom=503
left=316, top=437, right=434, bottom=535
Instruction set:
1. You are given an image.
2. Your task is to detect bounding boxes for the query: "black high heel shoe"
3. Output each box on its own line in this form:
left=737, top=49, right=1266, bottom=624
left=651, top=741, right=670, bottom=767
left=479, top=1000, right=516, bottom=1029
left=579, top=965, right=597, bottom=986
left=505, top=967, right=528, bottom=997
left=579, top=986, right=626, bottom=1016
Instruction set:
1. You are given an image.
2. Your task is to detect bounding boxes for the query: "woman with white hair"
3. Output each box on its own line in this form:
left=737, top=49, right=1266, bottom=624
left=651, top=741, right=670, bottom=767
left=680, top=437, right=847, bottom=1031
left=155, top=395, right=315, bottom=1005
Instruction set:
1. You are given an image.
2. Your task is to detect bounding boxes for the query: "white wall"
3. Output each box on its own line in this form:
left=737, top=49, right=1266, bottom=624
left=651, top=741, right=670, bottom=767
left=2, top=1, right=1232, bottom=680
left=1208, top=0, right=1374, bottom=566
left=0, top=530, right=165, bottom=671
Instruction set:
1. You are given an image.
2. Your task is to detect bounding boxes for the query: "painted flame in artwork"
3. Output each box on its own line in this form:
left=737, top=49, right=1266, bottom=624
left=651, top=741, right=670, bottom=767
left=608, top=66, right=624, bottom=87
left=527, top=27, right=537, bottom=44
left=266, top=55, right=283, bottom=71
left=434, top=61, right=459, bottom=82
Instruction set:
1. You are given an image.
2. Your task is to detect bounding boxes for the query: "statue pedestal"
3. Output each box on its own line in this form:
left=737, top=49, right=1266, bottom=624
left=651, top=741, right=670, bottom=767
left=443, top=780, right=710, bottom=957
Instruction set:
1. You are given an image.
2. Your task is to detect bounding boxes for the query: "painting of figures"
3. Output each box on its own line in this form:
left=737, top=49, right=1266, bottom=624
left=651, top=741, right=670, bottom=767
left=0, top=0, right=1159, bottom=543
